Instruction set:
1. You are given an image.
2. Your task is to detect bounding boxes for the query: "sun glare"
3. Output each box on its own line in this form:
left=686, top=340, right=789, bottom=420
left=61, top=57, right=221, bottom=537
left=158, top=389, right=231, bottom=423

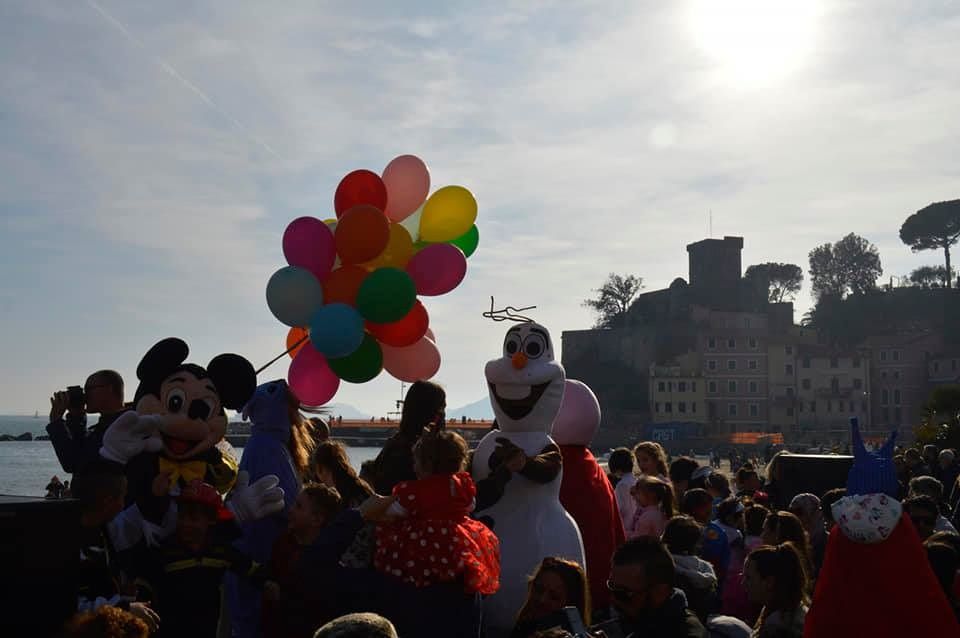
left=688, top=0, right=820, bottom=86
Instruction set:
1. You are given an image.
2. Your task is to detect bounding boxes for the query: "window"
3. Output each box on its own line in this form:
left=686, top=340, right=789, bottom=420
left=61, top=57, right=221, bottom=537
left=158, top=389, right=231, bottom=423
left=749, top=404, right=759, bottom=417
left=728, top=404, right=738, bottom=416
left=745, top=318, right=752, bottom=328
left=658, top=381, right=665, bottom=392
left=880, top=351, right=887, bottom=362
left=882, top=407, right=890, bottom=423
left=838, top=401, right=845, bottom=412
left=728, top=381, right=738, bottom=393
left=679, top=381, right=687, bottom=392
left=850, top=401, right=856, bottom=413
left=787, top=407, right=795, bottom=417
left=881, top=371, right=887, bottom=380
left=667, top=381, right=673, bottom=392
left=810, top=401, right=817, bottom=413
left=785, top=345, right=793, bottom=355
left=691, top=382, right=697, bottom=392
left=708, top=337, right=716, bottom=350
left=678, top=402, right=687, bottom=414
left=709, top=381, right=717, bottom=393
left=831, top=378, right=840, bottom=394
left=727, top=360, right=737, bottom=371
left=830, top=357, right=838, bottom=369
left=691, top=402, right=697, bottom=414
left=895, top=407, right=902, bottom=423
left=802, top=379, right=811, bottom=390
left=786, top=387, right=795, bottom=398
left=799, top=402, right=804, bottom=413
left=893, top=389, right=901, bottom=405
left=748, top=360, right=758, bottom=370
left=881, top=389, right=889, bottom=405
left=826, top=400, right=832, bottom=413
left=893, top=371, right=900, bottom=380
left=749, top=337, right=758, bottom=349
left=728, top=338, right=736, bottom=349
left=853, top=357, right=861, bottom=368
left=853, top=378, right=862, bottom=390
left=893, top=350, right=901, bottom=362
left=785, top=364, right=794, bottom=375
left=802, top=357, right=811, bottom=369
left=665, top=402, right=673, bottom=413
left=749, top=381, right=759, bottom=393
left=655, top=403, right=661, bottom=413
left=708, top=360, right=718, bottom=371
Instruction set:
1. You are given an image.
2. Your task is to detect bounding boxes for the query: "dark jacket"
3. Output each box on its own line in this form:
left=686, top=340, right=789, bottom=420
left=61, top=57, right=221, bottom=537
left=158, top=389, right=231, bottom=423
left=47, top=410, right=127, bottom=474
left=612, top=589, right=708, bottom=638
left=369, top=432, right=418, bottom=495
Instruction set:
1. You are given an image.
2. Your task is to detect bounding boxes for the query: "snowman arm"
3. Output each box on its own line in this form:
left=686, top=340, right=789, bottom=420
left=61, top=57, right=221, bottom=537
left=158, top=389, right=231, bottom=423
left=475, top=464, right=512, bottom=511
left=518, top=443, right=562, bottom=484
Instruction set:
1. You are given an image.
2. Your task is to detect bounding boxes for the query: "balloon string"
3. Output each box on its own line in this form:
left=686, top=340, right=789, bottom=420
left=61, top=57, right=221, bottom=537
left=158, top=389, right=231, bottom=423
left=255, top=334, right=309, bottom=375
left=482, top=296, right=537, bottom=323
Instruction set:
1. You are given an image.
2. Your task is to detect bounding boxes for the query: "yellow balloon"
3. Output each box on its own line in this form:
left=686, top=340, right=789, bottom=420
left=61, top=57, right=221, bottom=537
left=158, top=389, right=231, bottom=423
left=419, top=186, right=477, bottom=242
left=363, top=223, right=415, bottom=270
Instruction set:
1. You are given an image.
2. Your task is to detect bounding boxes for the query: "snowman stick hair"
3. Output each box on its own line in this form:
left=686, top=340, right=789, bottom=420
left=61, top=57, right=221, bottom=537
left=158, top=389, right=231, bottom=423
left=482, top=296, right=537, bottom=323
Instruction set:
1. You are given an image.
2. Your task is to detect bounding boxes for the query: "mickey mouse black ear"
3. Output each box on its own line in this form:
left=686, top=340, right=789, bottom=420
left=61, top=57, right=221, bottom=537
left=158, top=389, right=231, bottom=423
left=136, top=338, right=189, bottom=381
left=208, top=354, right=257, bottom=410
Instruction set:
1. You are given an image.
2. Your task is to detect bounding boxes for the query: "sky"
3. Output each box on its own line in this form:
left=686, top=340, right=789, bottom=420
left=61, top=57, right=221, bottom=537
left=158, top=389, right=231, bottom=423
left=2, top=0, right=959, bottom=416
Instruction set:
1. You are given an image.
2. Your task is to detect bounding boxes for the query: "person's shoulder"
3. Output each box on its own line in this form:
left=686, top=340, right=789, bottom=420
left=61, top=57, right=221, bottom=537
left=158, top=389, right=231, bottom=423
left=681, top=608, right=709, bottom=637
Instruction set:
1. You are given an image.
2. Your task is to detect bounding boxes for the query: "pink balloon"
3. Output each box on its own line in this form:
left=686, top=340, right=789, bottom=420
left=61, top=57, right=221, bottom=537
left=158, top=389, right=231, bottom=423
left=425, top=328, right=436, bottom=343
left=406, top=244, right=467, bottom=296
left=283, top=217, right=336, bottom=282
left=288, top=346, right=340, bottom=406
left=551, top=380, right=602, bottom=446
left=382, top=155, right=430, bottom=222
left=382, top=336, right=441, bottom=382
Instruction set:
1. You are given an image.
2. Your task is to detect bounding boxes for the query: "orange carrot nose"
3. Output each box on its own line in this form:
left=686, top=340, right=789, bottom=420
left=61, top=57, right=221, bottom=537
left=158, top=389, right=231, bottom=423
left=511, top=352, right=528, bottom=370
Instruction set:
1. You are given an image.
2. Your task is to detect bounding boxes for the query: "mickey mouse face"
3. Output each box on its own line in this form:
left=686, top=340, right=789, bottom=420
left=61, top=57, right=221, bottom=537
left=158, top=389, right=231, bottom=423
left=134, top=338, right=256, bottom=461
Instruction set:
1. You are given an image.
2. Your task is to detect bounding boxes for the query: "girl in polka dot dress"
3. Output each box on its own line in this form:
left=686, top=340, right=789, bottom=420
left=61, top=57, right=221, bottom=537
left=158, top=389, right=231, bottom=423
left=375, top=430, right=500, bottom=594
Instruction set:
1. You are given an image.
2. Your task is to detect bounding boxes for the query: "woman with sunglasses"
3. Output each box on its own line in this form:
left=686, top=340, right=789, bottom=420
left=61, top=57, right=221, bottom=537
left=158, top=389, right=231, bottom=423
left=511, top=557, right=590, bottom=638
left=742, top=543, right=808, bottom=637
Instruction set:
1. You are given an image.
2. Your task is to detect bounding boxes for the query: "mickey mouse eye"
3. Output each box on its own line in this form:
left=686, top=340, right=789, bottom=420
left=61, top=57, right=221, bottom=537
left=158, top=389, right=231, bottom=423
left=523, top=334, right=547, bottom=359
left=167, top=388, right=186, bottom=413
left=504, top=334, right=522, bottom=356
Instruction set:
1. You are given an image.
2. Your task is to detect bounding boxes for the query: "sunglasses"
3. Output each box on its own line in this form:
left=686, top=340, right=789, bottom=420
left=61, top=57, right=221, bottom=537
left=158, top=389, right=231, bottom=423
left=606, top=580, right=644, bottom=602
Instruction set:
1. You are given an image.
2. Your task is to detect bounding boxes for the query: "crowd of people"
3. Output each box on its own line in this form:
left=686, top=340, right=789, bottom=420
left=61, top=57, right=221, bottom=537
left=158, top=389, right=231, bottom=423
left=41, top=368, right=960, bottom=637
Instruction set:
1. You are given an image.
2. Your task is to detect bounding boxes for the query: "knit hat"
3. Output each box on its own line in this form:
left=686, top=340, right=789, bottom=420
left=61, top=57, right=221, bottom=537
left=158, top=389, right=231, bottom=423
left=845, top=417, right=898, bottom=498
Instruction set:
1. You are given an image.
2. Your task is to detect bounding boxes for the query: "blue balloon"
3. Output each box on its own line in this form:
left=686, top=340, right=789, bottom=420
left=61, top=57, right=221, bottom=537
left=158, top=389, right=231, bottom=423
left=309, top=303, right=365, bottom=358
left=266, top=266, right=323, bottom=328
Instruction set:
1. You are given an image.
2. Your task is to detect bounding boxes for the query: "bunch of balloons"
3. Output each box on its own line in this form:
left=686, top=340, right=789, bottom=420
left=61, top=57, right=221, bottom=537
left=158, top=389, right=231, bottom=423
left=265, top=155, right=480, bottom=406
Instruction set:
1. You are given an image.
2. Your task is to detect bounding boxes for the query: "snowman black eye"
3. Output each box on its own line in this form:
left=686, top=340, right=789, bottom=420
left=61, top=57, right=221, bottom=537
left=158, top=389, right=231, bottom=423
left=524, top=334, right=547, bottom=359
left=504, top=334, right=521, bottom=356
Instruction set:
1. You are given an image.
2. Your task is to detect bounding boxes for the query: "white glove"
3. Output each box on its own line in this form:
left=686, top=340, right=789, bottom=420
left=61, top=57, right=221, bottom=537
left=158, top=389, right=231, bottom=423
left=99, top=412, right=164, bottom=464
left=226, top=471, right=285, bottom=523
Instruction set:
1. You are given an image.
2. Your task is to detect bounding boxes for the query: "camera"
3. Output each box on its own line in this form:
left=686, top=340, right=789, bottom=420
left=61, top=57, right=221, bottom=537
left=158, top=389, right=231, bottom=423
left=66, top=386, right=86, bottom=412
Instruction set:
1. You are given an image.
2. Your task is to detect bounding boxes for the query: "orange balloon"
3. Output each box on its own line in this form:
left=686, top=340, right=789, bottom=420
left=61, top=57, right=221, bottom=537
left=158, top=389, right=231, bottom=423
left=286, top=326, right=309, bottom=359
left=363, top=223, right=414, bottom=270
left=335, top=205, right=390, bottom=265
left=323, top=265, right=369, bottom=306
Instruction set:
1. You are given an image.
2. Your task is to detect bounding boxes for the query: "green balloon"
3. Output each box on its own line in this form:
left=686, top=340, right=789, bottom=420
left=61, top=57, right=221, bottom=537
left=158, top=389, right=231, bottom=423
left=328, top=334, right=383, bottom=383
left=450, top=225, right=479, bottom=258
left=356, top=267, right=416, bottom=323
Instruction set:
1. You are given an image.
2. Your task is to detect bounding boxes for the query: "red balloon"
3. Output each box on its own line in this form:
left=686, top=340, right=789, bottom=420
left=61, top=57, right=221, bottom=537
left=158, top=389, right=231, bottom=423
left=335, top=205, right=391, bottom=265
left=334, top=170, right=388, bottom=218
left=366, top=300, right=429, bottom=347
left=323, top=265, right=369, bottom=306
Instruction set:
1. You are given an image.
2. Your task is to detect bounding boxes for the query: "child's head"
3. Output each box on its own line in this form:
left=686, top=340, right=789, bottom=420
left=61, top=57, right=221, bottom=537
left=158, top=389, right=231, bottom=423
left=72, top=461, right=127, bottom=524
left=680, top=488, right=713, bottom=525
left=517, top=556, right=591, bottom=626
left=706, top=473, right=731, bottom=499
left=761, top=511, right=809, bottom=553
left=412, top=431, right=468, bottom=477
left=736, top=467, right=761, bottom=493
left=633, top=442, right=669, bottom=477
left=743, top=543, right=808, bottom=610
left=661, top=515, right=703, bottom=556
left=634, top=475, right=676, bottom=517
left=744, top=504, right=770, bottom=537
left=289, top=483, right=342, bottom=534
left=608, top=447, right=634, bottom=476
left=175, top=480, right=228, bottom=549
left=311, top=440, right=373, bottom=503
left=717, top=497, right=745, bottom=530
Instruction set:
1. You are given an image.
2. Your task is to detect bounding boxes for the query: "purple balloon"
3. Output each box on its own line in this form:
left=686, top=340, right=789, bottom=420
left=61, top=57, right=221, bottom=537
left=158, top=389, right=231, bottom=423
left=283, top=217, right=336, bottom=282
left=406, top=244, right=467, bottom=296
left=288, top=346, right=340, bottom=406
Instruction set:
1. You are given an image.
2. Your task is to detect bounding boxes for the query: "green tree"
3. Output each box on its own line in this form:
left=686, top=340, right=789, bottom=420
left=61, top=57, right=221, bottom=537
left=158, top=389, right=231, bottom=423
left=910, top=265, right=955, bottom=289
left=583, top=273, right=643, bottom=328
left=808, top=233, right=882, bottom=300
left=745, top=262, right=804, bottom=303
left=915, top=384, right=960, bottom=450
left=900, top=199, right=960, bottom=289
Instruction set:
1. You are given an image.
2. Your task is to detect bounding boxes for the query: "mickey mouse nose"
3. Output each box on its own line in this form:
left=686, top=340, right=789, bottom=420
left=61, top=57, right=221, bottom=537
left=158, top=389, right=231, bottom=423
left=511, top=352, right=528, bottom=370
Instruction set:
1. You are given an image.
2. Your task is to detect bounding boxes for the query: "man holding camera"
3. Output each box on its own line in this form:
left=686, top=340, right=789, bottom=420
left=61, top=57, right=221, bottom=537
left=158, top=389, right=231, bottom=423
left=47, top=370, right=127, bottom=474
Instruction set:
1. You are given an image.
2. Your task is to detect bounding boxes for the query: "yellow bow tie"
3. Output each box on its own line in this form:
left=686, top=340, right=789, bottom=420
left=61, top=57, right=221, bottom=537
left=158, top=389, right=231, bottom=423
left=158, top=457, right=208, bottom=486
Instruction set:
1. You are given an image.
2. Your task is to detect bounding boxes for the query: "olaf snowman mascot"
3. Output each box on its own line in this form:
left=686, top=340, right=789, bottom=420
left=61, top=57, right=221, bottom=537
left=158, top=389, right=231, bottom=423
left=471, top=322, right=586, bottom=637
